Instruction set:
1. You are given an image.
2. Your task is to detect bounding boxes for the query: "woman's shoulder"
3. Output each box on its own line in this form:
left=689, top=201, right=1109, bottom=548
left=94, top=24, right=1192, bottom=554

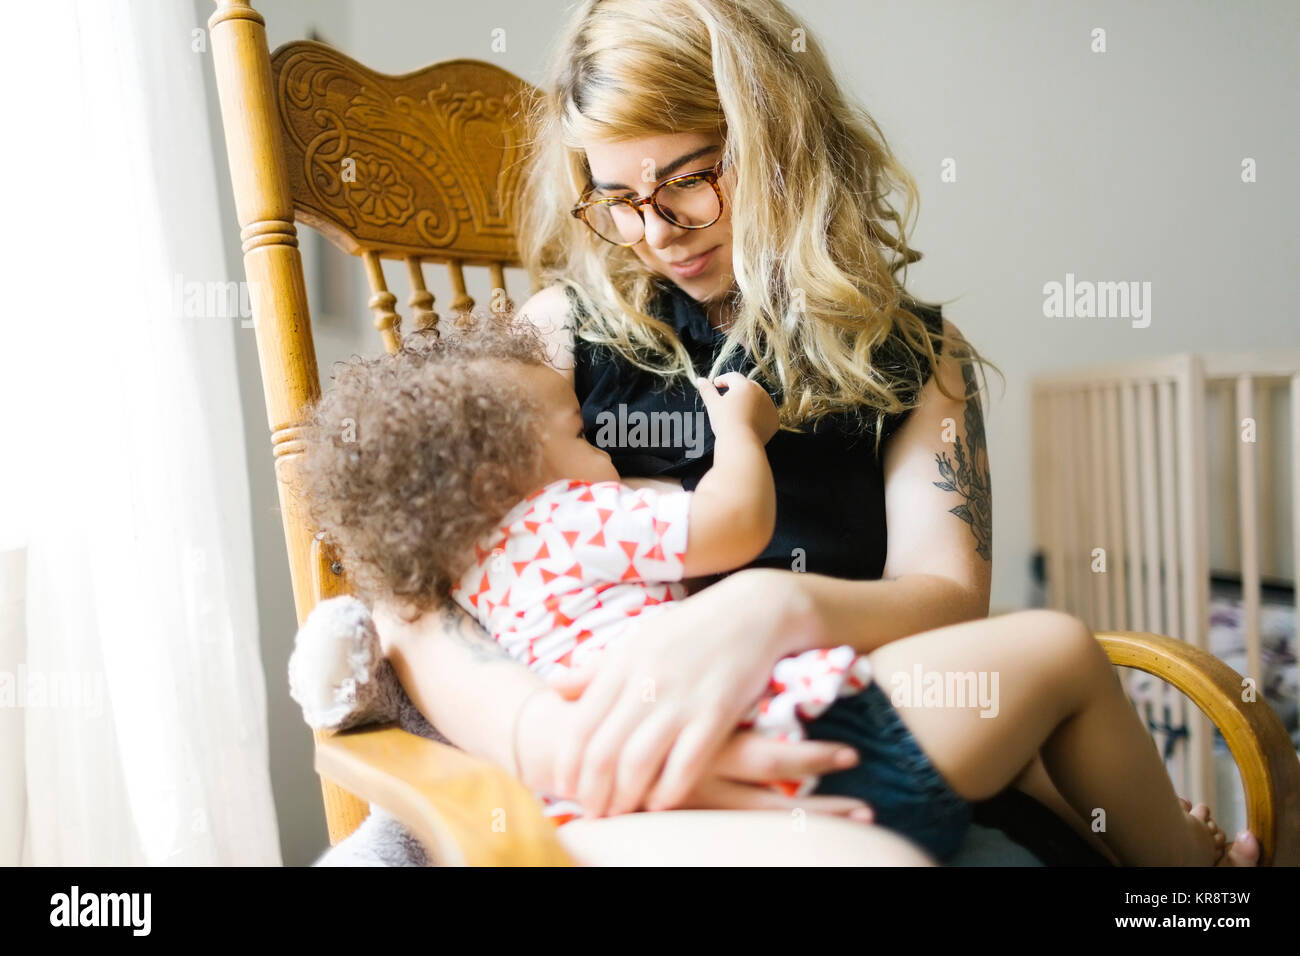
left=515, top=283, right=578, bottom=376
left=873, top=301, right=967, bottom=446
left=873, top=295, right=945, bottom=372
left=516, top=283, right=576, bottom=329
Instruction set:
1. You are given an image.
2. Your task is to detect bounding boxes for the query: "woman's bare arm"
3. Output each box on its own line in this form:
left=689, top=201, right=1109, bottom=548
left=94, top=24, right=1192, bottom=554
left=754, top=319, right=993, bottom=656
left=376, top=601, right=548, bottom=771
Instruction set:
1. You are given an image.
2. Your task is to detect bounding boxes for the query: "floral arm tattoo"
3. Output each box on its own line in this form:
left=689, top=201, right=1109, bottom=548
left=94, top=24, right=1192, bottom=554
left=932, top=359, right=992, bottom=561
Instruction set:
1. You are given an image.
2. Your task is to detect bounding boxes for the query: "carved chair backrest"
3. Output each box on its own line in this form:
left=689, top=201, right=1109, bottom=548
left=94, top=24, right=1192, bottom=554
left=272, top=41, right=538, bottom=350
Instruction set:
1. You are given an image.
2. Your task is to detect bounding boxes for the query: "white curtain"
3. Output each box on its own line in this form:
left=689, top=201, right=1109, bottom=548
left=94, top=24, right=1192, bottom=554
left=0, top=1, right=280, bottom=864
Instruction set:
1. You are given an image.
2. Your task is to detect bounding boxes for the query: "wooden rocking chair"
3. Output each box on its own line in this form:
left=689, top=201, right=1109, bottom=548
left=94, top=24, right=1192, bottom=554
left=206, top=0, right=1300, bottom=866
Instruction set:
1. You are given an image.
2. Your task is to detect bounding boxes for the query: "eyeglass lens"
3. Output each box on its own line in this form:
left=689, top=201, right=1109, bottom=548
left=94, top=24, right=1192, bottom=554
left=585, top=173, right=721, bottom=245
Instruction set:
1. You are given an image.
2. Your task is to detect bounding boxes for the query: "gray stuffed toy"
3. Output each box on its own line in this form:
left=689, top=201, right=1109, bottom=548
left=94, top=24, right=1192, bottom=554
left=287, top=595, right=447, bottom=866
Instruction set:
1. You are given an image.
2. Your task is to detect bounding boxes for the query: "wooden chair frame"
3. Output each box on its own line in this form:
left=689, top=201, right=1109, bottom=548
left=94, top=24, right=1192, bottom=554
left=207, top=0, right=1300, bottom=865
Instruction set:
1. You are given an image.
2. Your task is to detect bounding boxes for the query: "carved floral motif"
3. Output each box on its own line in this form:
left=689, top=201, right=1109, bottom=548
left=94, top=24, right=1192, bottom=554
left=271, top=42, right=533, bottom=260
left=344, top=154, right=415, bottom=226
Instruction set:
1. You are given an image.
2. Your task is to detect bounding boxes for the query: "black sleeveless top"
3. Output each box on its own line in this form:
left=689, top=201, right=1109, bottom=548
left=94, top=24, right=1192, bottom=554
left=571, top=282, right=1117, bottom=865
left=569, top=281, right=945, bottom=581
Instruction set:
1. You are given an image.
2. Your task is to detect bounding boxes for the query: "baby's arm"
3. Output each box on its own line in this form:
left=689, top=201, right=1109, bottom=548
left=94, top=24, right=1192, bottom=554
left=682, top=372, right=780, bottom=577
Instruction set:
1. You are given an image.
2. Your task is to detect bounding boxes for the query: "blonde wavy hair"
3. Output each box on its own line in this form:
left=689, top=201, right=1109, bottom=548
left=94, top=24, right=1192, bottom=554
left=518, top=0, right=1000, bottom=450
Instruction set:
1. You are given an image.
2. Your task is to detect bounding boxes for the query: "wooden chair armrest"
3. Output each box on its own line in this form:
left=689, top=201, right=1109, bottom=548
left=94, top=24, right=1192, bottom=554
left=315, top=725, right=573, bottom=866
left=1098, top=630, right=1300, bottom=866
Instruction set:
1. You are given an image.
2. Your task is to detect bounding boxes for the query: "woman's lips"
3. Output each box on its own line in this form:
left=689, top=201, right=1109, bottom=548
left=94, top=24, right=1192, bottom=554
left=666, top=245, right=718, bottom=278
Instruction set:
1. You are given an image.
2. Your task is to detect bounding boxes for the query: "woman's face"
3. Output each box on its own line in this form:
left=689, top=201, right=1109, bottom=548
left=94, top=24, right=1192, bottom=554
left=582, top=132, right=735, bottom=306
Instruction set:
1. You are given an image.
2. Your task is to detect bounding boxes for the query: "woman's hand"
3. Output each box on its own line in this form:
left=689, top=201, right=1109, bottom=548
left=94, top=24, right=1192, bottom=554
left=520, top=686, right=872, bottom=822
left=544, top=568, right=825, bottom=817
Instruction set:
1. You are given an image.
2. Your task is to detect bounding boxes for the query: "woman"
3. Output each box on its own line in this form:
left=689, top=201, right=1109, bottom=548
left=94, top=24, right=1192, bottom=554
left=378, top=0, right=1257, bottom=866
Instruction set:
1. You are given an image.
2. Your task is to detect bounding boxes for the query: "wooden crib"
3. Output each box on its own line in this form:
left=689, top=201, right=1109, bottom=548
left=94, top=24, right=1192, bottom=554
left=1032, top=352, right=1300, bottom=812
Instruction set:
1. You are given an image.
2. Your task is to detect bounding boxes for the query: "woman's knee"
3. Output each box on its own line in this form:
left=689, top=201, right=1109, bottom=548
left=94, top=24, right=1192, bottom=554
left=1016, top=609, right=1110, bottom=681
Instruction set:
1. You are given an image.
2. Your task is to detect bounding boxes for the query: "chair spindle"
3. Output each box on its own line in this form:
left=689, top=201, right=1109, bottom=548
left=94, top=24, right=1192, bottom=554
left=489, top=261, right=513, bottom=315
left=447, top=259, right=474, bottom=325
left=362, top=250, right=402, bottom=353
left=405, top=257, right=440, bottom=334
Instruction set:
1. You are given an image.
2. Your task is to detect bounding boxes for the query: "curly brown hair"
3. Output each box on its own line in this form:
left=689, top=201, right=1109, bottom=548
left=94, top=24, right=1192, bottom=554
left=298, top=316, right=549, bottom=615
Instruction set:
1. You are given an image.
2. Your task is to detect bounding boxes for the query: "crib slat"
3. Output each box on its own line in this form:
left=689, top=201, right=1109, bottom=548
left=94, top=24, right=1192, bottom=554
left=1099, top=384, right=1128, bottom=683
left=1089, top=387, right=1111, bottom=629
left=1045, top=390, right=1067, bottom=610
left=1138, top=382, right=1163, bottom=636
left=1178, top=356, right=1213, bottom=806
left=1257, top=380, right=1276, bottom=579
left=1067, top=389, right=1094, bottom=624
left=1051, top=390, right=1067, bottom=613
left=1236, top=375, right=1263, bottom=695
left=1157, top=379, right=1188, bottom=793
left=1034, top=382, right=1045, bottom=598
left=1032, top=385, right=1053, bottom=606
left=1062, top=389, right=1079, bottom=615
left=1052, top=389, right=1073, bottom=614
left=1103, top=386, right=1128, bottom=630
left=1120, top=382, right=1144, bottom=631
left=1220, top=381, right=1241, bottom=575
left=1081, top=388, right=1100, bottom=625
left=1158, top=381, right=1181, bottom=639
left=1291, top=373, right=1300, bottom=727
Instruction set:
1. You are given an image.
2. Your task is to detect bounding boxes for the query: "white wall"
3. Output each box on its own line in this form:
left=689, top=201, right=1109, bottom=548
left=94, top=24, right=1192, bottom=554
left=205, top=0, right=1300, bottom=861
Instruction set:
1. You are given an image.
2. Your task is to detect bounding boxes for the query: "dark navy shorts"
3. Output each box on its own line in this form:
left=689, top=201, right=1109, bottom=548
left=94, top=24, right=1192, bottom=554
left=805, top=681, right=972, bottom=861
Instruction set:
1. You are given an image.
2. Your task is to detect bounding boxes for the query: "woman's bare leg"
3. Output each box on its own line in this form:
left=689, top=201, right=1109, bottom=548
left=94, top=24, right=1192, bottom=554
left=867, top=609, right=1243, bottom=866
left=557, top=810, right=934, bottom=866
left=1011, top=754, right=1120, bottom=865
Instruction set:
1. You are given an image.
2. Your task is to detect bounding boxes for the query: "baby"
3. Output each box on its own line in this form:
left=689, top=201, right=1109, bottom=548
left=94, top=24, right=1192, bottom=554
left=301, top=316, right=1244, bottom=865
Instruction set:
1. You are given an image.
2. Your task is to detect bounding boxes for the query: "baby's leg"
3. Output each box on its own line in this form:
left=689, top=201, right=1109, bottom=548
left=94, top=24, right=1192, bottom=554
left=867, top=609, right=1217, bottom=866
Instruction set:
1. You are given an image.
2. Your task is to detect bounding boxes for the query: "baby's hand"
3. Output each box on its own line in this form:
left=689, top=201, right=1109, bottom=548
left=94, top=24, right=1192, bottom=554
left=696, top=372, right=779, bottom=444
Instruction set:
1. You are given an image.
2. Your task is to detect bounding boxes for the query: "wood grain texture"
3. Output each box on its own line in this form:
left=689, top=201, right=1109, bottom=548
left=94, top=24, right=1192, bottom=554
left=315, top=726, right=573, bottom=866
left=269, top=40, right=536, bottom=264
left=1098, top=630, right=1300, bottom=866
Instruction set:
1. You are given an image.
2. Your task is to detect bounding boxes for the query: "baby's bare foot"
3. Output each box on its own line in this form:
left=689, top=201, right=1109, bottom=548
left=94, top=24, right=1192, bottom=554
left=1182, top=802, right=1223, bottom=865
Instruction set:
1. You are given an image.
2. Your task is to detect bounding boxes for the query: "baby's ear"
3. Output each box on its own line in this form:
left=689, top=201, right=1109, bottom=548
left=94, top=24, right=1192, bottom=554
left=469, top=461, right=518, bottom=514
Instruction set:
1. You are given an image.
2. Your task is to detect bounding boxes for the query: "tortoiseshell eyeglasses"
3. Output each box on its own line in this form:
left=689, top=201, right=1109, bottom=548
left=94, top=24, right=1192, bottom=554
left=571, top=159, right=727, bottom=247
